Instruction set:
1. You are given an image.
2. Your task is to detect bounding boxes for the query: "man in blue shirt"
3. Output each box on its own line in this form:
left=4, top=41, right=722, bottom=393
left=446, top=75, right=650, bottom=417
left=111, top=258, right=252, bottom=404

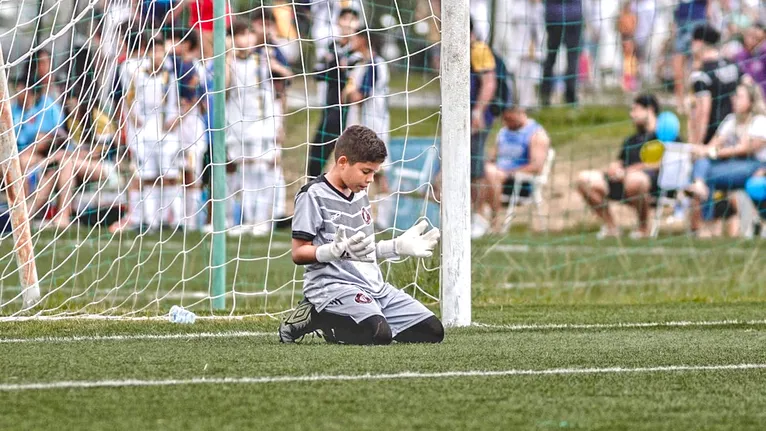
left=11, top=74, right=65, bottom=175
left=483, top=106, right=550, bottom=232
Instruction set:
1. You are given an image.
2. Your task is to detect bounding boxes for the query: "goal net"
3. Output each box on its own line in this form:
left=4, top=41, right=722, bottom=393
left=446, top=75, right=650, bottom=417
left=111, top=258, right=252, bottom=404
left=0, top=0, right=444, bottom=320
left=1, top=0, right=764, bottom=322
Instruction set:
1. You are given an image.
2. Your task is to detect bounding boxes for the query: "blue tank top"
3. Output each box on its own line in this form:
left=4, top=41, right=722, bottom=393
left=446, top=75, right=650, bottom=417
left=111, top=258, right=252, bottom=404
left=496, top=120, right=542, bottom=172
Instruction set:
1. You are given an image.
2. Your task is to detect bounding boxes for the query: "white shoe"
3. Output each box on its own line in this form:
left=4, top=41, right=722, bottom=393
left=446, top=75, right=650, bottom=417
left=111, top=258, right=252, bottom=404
left=200, top=224, right=214, bottom=234
left=596, top=226, right=621, bottom=240
left=251, top=223, right=272, bottom=237
left=471, top=214, right=489, bottom=239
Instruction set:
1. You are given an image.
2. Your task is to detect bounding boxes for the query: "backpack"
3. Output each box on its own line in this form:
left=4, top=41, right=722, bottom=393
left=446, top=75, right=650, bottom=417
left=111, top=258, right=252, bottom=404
left=489, top=49, right=514, bottom=117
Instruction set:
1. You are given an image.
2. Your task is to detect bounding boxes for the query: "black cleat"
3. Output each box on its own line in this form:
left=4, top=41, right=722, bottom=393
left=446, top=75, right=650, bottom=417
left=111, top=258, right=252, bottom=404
left=279, top=299, right=318, bottom=343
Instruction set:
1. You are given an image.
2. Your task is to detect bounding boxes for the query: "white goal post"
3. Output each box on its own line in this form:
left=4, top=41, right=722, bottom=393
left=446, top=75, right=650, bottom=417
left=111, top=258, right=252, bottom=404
left=439, top=0, right=472, bottom=327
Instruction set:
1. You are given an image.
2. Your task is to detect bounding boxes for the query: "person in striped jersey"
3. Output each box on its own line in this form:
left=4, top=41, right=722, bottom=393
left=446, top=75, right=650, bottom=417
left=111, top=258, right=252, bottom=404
left=280, top=125, right=444, bottom=345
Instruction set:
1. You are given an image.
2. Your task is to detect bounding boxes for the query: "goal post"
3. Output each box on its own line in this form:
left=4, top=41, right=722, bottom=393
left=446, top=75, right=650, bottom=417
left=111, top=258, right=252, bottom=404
left=0, top=48, right=40, bottom=310
left=439, top=0, right=472, bottom=327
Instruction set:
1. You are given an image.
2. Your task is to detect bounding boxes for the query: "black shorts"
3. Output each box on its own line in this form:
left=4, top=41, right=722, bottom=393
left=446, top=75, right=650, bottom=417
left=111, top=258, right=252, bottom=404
left=502, top=177, right=533, bottom=198
left=604, top=169, right=673, bottom=204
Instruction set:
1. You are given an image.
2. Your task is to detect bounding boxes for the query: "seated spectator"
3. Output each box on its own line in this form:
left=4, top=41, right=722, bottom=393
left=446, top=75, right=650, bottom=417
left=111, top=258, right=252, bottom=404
left=686, top=81, right=766, bottom=237
left=483, top=106, right=550, bottom=233
left=25, top=89, right=120, bottom=229
left=576, top=94, right=662, bottom=238
left=11, top=73, right=65, bottom=178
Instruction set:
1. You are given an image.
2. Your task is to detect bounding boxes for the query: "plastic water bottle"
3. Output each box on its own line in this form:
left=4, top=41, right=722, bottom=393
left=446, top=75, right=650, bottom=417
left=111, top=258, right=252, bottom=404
left=168, top=305, right=196, bottom=324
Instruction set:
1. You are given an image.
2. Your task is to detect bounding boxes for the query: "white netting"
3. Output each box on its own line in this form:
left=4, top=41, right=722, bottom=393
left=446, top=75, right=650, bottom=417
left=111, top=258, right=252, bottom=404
left=0, top=0, right=442, bottom=319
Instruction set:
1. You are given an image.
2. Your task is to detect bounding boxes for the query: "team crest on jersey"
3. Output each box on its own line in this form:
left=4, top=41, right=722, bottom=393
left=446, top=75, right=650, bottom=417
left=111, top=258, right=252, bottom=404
left=355, top=293, right=372, bottom=304
left=361, top=207, right=372, bottom=225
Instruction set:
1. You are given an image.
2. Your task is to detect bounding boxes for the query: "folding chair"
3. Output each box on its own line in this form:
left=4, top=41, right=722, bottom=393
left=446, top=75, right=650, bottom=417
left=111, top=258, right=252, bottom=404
left=651, top=142, right=693, bottom=238
left=502, top=148, right=556, bottom=231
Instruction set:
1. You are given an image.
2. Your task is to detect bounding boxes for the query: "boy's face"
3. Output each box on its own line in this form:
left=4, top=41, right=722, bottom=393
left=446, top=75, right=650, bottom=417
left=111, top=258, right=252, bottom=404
left=338, top=158, right=381, bottom=193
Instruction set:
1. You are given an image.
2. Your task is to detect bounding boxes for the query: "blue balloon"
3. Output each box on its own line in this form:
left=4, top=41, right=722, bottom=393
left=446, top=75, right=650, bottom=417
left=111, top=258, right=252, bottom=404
left=656, top=111, right=680, bottom=142
left=746, top=176, right=766, bottom=202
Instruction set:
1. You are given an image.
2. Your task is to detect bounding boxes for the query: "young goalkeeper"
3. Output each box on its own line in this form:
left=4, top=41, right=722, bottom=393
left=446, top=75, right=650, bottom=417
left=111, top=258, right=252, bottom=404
left=280, top=125, right=444, bottom=345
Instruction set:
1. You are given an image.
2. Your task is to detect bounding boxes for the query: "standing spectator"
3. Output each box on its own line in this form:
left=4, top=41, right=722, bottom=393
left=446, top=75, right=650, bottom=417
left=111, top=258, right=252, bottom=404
left=733, top=24, right=766, bottom=96
left=343, top=25, right=394, bottom=229
left=540, top=0, right=583, bottom=106
left=225, top=21, right=279, bottom=237
left=469, top=20, right=497, bottom=232
left=632, top=0, right=656, bottom=87
left=575, top=94, right=662, bottom=238
left=307, top=8, right=361, bottom=178
left=672, top=0, right=709, bottom=112
left=689, top=24, right=741, bottom=146
left=483, top=106, right=551, bottom=233
left=618, top=1, right=638, bottom=91
left=172, top=0, right=232, bottom=60
left=121, top=33, right=181, bottom=230
left=169, top=29, right=208, bottom=231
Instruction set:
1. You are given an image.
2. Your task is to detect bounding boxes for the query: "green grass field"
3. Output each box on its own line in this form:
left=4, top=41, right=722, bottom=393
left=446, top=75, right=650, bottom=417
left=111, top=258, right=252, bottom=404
left=1, top=105, right=765, bottom=429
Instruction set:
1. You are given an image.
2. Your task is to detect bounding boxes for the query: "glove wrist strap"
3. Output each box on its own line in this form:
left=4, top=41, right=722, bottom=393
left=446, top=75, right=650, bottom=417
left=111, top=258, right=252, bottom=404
left=376, top=239, right=398, bottom=260
left=315, top=244, right=337, bottom=263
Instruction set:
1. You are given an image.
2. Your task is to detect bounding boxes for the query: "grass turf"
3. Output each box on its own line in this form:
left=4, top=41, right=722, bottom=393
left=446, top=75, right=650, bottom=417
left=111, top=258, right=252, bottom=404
left=0, top=104, right=764, bottom=429
left=1, top=304, right=766, bottom=430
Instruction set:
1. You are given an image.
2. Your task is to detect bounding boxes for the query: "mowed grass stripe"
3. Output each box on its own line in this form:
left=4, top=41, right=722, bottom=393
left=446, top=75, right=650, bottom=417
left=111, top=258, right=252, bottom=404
left=3, top=318, right=766, bottom=343
left=2, top=363, right=765, bottom=392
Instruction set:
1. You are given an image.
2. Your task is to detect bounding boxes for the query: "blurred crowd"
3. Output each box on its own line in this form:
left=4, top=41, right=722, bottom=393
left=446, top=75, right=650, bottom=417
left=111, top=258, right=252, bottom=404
left=2, top=0, right=395, bottom=236
left=2, top=0, right=766, bottom=240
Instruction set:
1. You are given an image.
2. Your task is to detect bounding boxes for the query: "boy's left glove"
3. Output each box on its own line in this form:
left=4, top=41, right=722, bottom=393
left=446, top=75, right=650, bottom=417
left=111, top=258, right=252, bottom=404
left=376, top=220, right=440, bottom=260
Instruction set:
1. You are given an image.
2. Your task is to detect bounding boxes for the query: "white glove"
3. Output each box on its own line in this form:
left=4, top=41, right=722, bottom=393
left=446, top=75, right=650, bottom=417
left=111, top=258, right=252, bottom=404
left=316, top=227, right=376, bottom=263
left=377, top=220, right=440, bottom=259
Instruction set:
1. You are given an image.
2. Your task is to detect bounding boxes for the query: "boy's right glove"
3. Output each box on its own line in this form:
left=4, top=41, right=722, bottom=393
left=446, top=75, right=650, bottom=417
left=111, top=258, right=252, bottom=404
left=316, top=227, right=375, bottom=263
left=376, top=220, right=440, bottom=260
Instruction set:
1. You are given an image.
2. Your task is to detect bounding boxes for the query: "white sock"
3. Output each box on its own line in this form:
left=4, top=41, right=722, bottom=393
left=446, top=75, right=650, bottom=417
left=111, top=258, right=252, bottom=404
left=163, top=184, right=182, bottom=228
left=241, top=163, right=260, bottom=226
left=128, top=189, right=142, bottom=227
left=185, top=187, right=201, bottom=229
left=141, top=184, right=159, bottom=230
left=274, top=168, right=286, bottom=217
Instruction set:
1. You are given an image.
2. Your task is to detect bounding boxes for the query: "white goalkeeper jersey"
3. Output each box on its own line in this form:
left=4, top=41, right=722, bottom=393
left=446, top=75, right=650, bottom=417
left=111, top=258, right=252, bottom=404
left=122, top=59, right=179, bottom=144
left=345, top=55, right=391, bottom=145
left=292, top=175, right=391, bottom=309
left=226, top=52, right=276, bottom=142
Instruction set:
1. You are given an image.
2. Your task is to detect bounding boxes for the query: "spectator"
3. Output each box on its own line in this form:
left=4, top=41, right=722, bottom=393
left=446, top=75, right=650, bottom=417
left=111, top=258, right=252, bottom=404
left=686, top=81, right=766, bottom=237
left=469, top=20, right=496, bottom=230
left=732, top=23, right=766, bottom=96
left=540, top=0, right=583, bottom=106
left=618, top=1, right=638, bottom=91
left=225, top=20, right=279, bottom=237
left=576, top=94, right=662, bottom=238
left=11, top=73, right=65, bottom=177
left=483, top=106, right=551, bottom=233
left=307, top=8, right=361, bottom=178
left=173, top=0, right=232, bottom=59
left=689, top=23, right=741, bottom=145
left=672, top=0, right=709, bottom=112
left=119, top=33, right=181, bottom=231
left=344, top=24, right=394, bottom=229
left=168, top=29, right=208, bottom=231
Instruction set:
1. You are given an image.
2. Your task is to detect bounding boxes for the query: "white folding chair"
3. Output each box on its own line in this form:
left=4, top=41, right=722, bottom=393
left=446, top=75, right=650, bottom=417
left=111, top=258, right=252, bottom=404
left=651, top=142, right=693, bottom=238
left=502, top=148, right=556, bottom=231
